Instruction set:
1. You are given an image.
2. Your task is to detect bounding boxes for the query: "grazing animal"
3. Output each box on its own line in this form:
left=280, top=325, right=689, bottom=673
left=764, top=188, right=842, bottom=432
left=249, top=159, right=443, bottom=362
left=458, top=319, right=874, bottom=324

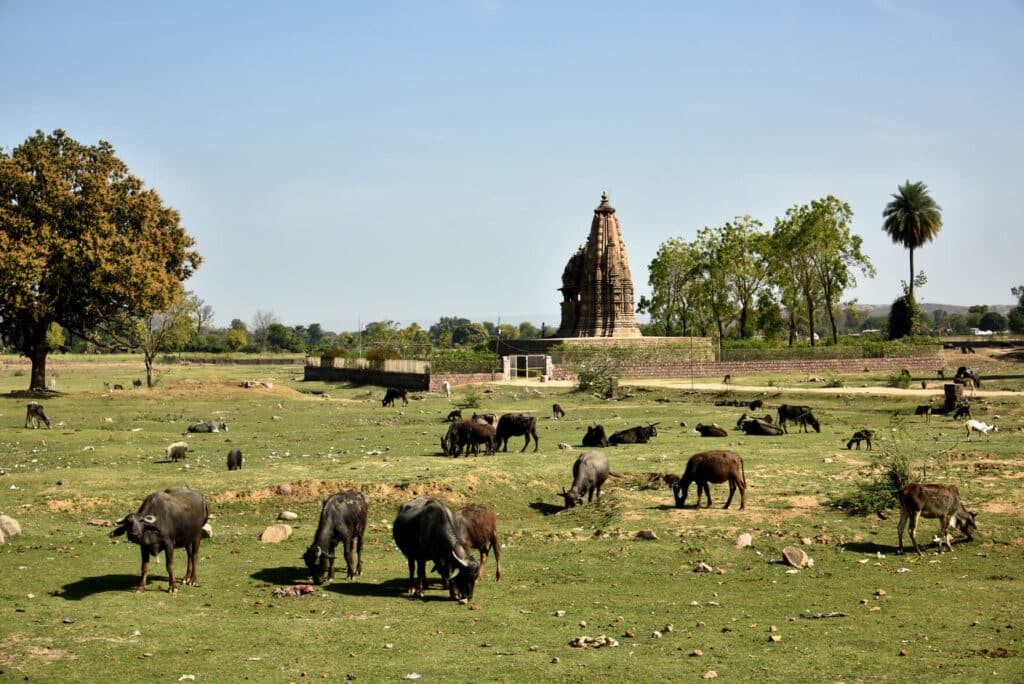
left=113, top=384, right=124, bottom=390
left=382, top=387, right=409, bottom=407
left=495, top=413, right=539, bottom=452
left=914, top=404, right=933, bottom=421
left=441, top=380, right=451, bottom=398
left=954, top=366, right=981, bottom=387
left=24, top=402, right=52, bottom=429
left=165, top=441, right=189, bottom=462
left=952, top=402, right=971, bottom=420
left=736, top=415, right=784, bottom=436
left=748, top=399, right=764, bottom=411
left=109, top=487, right=208, bottom=592
left=937, top=369, right=945, bottom=379
left=846, top=429, right=874, bottom=450
left=561, top=450, right=610, bottom=508
left=552, top=403, right=566, bottom=419
left=392, top=497, right=479, bottom=600
left=446, top=409, right=463, bottom=422
left=965, top=419, right=997, bottom=440
left=47, top=377, right=57, bottom=390
left=455, top=503, right=502, bottom=582
left=471, top=413, right=496, bottom=426
left=722, top=374, right=732, bottom=385
left=226, top=449, right=243, bottom=471
left=694, top=423, right=728, bottom=437
left=442, top=420, right=496, bottom=457
left=897, top=483, right=976, bottom=555
left=777, top=405, right=820, bottom=433
left=187, top=421, right=228, bottom=433
left=956, top=376, right=977, bottom=396
left=133, top=378, right=143, bottom=389
left=582, top=424, right=610, bottom=448
left=303, top=490, right=367, bottom=585
left=672, top=450, right=746, bottom=510
left=609, top=424, right=659, bottom=445
left=103, top=381, right=111, bottom=392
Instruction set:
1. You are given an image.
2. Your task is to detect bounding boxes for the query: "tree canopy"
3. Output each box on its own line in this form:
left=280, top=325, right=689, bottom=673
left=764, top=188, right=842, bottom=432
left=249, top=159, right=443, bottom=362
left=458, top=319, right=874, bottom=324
left=882, top=180, right=942, bottom=301
left=0, top=130, right=200, bottom=389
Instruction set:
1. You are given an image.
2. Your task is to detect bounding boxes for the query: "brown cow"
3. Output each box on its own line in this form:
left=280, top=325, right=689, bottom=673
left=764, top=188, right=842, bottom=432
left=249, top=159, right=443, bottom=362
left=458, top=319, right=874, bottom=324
left=455, top=504, right=502, bottom=582
left=672, top=450, right=746, bottom=510
left=897, top=483, right=977, bottom=555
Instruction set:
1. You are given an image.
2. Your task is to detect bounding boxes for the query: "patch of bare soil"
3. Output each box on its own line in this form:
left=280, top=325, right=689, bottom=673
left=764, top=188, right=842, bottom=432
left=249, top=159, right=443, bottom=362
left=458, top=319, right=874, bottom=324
left=212, top=478, right=465, bottom=506
left=46, top=496, right=118, bottom=513
left=0, top=634, right=75, bottom=666
left=155, top=380, right=310, bottom=401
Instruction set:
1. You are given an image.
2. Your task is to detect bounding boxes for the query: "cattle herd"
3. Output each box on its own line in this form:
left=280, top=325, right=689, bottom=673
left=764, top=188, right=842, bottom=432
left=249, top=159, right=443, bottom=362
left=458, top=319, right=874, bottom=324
left=23, top=372, right=990, bottom=601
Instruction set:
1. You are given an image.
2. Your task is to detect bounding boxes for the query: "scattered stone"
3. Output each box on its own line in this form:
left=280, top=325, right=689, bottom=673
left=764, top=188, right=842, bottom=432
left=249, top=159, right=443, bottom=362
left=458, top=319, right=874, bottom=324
left=529, top=645, right=538, bottom=652
left=869, top=606, right=881, bottom=613
left=579, top=620, right=587, bottom=628
left=782, top=546, right=810, bottom=569
left=768, top=635, right=782, bottom=642
left=665, top=623, right=674, bottom=633
left=279, top=511, right=299, bottom=521
left=691, top=648, right=703, bottom=657
left=551, top=657, right=560, bottom=664
left=651, top=631, right=663, bottom=639
left=695, top=562, right=714, bottom=573
left=554, top=610, right=566, bottom=617
left=569, top=635, right=619, bottom=648
left=625, top=629, right=635, bottom=638
left=88, top=519, right=111, bottom=527
left=0, top=516, right=21, bottom=539
left=615, top=615, right=624, bottom=622
left=875, top=588, right=887, bottom=596
left=272, top=584, right=314, bottom=598
left=899, top=649, right=908, bottom=657
left=558, top=443, right=573, bottom=451
left=259, top=524, right=293, bottom=543
left=704, top=671, right=718, bottom=679
left=735, top=533, right=752, bottom=548
left=276, top=484, right=292, bottom=496
left=636, top=530, right=658, bottom=541
left=801, top=537, right=813, bottom=546
left=769, top=625, right=778, bottom=632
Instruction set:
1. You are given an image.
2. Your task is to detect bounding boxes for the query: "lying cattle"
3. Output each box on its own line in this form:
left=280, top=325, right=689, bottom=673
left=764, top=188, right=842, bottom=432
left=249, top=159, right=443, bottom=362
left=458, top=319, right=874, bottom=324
left=561, top=451, right=610, bottom=508
left=609, top=424, right=658, bottom=445
left=694, top=423, right=727, bottom=437
left=955, top=366, right=981, bottom=387
left=495, top=413, right=539, bottom=452
left=552, top=403, right=566, bottom=419
left=109, top=486, right=208, bottom=592
left=446, top=409, right=463, bottom=422
left=897, top=483, right=976, bottom=555
left=227, top=449, right=243, bottom=470
left=392, top=497, right=479, bottom=600
left=113, top=384, right=124, bottom=390
left=965, top=419, right=997, bottom=440
left=472, top=413, right=496, bottom=426
left=737, top=415, right=784, bottom=436
left=25, top=402, right=51, bottom=429
left=303, top=490, right=367, bottom=585
left=846, top=429, right=874, bottom=450
left=382, top=387, right=409, bottom=407
left=442, top=420, right=496, bottom=457
left=582, top=424, right=610, bottom=448
left=187, top=420, right=228, bottom=433
left=952, top=402, right=971, bottom=420
left=455, top=504, right=501, bottom=582
left=672, top=450, right=746, bottom=510
left=165, top=441, right=189, bottom=462
left=777, top=405, right=820, bottom=433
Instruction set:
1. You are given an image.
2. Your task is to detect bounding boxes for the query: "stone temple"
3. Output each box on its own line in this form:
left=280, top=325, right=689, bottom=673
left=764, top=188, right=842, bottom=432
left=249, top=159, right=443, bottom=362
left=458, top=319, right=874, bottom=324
left=556, top=192, right=642, bottom=338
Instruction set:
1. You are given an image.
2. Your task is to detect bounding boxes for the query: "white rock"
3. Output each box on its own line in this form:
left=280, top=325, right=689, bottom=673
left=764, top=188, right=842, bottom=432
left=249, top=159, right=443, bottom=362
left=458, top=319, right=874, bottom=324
left=259, top=524, right=293, bottom=543
left=0, top=515, right=21, bottom=539
left=278, top=511, right=299, bottom=521
left=735, top=533, right=752, bottom=548
left=782, top=546, right=810, bottom=569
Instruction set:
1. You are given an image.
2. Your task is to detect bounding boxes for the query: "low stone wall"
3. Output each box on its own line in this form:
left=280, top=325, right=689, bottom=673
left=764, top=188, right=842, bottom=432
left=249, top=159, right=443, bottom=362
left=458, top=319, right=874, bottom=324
left=429, top=373, right=504, bottom=392
left=303, top=366, right=431, bottom=391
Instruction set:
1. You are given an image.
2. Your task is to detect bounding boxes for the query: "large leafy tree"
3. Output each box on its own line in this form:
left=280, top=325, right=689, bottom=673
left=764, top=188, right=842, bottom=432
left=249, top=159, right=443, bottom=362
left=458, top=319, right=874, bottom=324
left=107, top=290, right=196, bottom=387
left=882, top=180, right=942, bottom=301
left=771, top=206, right=822, bottom=345
left=640, top=238, right=704, bottom=336
left=0, top=130, right=200, bottom=389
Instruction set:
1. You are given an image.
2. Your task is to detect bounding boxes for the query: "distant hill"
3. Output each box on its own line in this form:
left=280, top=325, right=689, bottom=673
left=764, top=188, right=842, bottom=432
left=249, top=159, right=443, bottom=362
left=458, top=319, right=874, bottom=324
left=860, top=303, right=1014, bottom=318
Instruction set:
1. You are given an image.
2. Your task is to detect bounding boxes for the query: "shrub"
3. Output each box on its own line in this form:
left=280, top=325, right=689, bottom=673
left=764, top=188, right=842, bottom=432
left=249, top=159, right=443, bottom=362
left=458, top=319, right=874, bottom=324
left=824, top=375, right=845, bottom=388
left=886, top=372, right=911, bottom=389
left=460, top=385, right=483, bottom=409
left=576, top=365, right=618, bottom=399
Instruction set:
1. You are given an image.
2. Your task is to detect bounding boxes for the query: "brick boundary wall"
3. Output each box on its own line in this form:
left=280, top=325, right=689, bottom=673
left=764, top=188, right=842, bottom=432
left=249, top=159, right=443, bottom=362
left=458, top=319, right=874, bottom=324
left=303, top=366, right=503, bottom=392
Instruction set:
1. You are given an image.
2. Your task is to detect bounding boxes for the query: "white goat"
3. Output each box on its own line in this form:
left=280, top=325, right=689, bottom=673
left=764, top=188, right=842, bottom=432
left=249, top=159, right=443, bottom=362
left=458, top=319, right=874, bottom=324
left=965, top=419, right=997, bottom=440
left=442, top=380, right=451, bottom=398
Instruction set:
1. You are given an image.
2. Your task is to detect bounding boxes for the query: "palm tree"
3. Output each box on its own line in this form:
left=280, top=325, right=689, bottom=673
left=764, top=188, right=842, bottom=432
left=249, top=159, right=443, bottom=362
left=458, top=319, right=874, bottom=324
left=882, top=180, right=943, bottom=300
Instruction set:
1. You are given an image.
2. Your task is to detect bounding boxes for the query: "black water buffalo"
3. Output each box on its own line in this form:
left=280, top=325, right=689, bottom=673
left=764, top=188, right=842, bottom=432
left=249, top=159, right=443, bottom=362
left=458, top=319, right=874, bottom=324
left=846, top=429, right=874, bottom=450
left=227, top=448, right=243, bottom=470
left=609, top=424, right=658, bottom=445
left=777, top=404, right=820, bottom=433
left=694, top=423, right=728, bottom=437
left=455, top=504, right=501, bottom=582
left=552, top=403, right=566, bottom=419
left=954, top=366, right=981, bottom=387
left=582, top=424, right=610, bottom=448
left=187, top=420, right=228, bottom=433
left=672, top=450, right=746, bottom=510
left=737, top=415, right=784, bottom=435
left=24, top=402, right=51, bottom=429
left=382, top=387, right=409, bottom=407
left=109, top=487, right=208, bottom=593
left=303, top=490, right=367, bottom=585
left=446, top=409, right=463, bottom=422
left=495, top=413, right=539, bottom=452
left=748, top=399, right=764, bottom=411
left=561, top=450, right=609, bottom=508
left=392, top=497, right=479, bottom=600
left=471, top=413, right=496, bottom=426
left=441, top=420, right=496, bottom=457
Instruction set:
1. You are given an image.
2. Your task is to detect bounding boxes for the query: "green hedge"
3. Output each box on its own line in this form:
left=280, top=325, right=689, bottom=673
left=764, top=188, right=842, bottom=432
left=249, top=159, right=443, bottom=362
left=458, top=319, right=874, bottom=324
left=551, top=341, right=715, bottom=365
left=428, top=349, right=501, bottom=374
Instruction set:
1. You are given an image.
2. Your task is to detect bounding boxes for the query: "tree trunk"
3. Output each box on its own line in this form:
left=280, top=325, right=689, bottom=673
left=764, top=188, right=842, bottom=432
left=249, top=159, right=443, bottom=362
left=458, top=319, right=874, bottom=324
left=805, top=298, right=817, bottom=347
left=909, top=247, right=915, bottom=300
left=145, top=355, right=155, bottom=388
left=26, top=322, right=50, bottom=391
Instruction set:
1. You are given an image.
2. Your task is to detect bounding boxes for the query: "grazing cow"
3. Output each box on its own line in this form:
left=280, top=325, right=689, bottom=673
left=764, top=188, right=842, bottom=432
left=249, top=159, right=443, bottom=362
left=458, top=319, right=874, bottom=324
left=582, top=424, right=610, bottom=448
left=446, top=409, right=463, bottom=422
left=109, top=487, right=208, bottom=592
left=956, top=376, right=977, bottom=397
left=737, top=415, right=784, bottom=436
left=113, top=384, right=124, bottom=390
left=227, top=449, right=243, bottom=471
left=722, top=374, right=732, bottom=384
left=954, top=366, right=981, bottom=387
left=392, top=497, right=479, bottom=600
left=748, top=399, right=764, bottom=411
left=187, top=421, right=228, bottom=433
left=914, top=404, right=933, bottom=422
left=846, top=429, right=874, bottom=450
left=133, top=378, right=143, bottom=389
left=965, top=419, right=997, bottom=440
left=952, top=402, right=971, bottom=420
left=552, top=403, right=566, bottom=420
left=472, top=413, right=496, bottom=426
left=897, top=483, right=976, bottom=555
left=441, top=380, right=451, bottom=398
left=694, top=423, right=728, bottom=437
left=561, top=451, right=610, bottom=508
left=165, top=441, right=189, bottom=462
left=777, top=405, right=820, bottom=433
left=609, top=424, right=659, bottom=445
left=24, top=402, right=51, bottom=429
left=303, top=490, right=367, bottom=585
left=495, top=413, right=539, bottom=452
left=455, top=504, right=501, bottom=582
left=672, top=450, right=746, bottom=510
left=442, top=420, right=496, bottom=457
left=382, top=388, right=409, bottom=407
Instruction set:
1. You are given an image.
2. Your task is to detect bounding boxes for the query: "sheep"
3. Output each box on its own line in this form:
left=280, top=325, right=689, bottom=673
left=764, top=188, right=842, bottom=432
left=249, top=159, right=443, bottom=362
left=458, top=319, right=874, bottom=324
left=166, top=441, right=189, bottom=462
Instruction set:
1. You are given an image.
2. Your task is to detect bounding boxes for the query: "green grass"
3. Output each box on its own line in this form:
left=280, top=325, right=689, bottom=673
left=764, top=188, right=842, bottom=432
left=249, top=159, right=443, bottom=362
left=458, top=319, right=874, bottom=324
left=0, top=360, right=1022, bottom=682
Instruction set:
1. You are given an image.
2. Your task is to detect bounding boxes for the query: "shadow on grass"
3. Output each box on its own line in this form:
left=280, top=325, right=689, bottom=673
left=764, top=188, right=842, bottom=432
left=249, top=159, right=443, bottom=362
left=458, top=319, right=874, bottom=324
left=840, top=541, right=898, bottom=554
left=58, top=574, right=146, bottom=600
left=326, top=577, right=455, bottom=601
left=250, top=566, right=309, bottom=585
left=529, top=501, right=564, bottom=516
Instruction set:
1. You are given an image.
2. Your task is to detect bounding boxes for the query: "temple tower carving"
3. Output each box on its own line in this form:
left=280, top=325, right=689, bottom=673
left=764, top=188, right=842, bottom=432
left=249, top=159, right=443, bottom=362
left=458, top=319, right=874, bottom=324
left=556, top=192, right=642, bottom=338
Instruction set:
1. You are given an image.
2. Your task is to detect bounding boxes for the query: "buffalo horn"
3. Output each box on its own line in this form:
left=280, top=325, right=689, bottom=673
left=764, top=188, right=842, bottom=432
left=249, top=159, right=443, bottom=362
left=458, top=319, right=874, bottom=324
left=142, top=514, right=157, bottom=524
left=452, top=550, right=469, bottom=567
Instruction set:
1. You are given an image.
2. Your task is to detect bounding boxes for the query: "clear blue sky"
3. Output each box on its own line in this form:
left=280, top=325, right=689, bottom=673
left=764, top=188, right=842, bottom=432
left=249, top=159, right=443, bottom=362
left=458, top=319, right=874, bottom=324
left=2, top=1, right=1021, bottom=331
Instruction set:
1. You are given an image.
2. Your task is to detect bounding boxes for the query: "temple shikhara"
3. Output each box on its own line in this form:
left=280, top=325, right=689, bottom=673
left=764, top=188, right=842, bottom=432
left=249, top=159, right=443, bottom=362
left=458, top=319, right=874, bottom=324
left=556, top=192, right=643, bottom=338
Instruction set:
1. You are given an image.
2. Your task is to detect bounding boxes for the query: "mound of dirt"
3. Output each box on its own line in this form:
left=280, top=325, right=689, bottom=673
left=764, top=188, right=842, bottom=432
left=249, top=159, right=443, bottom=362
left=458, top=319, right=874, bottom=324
left=156, top=380, right=309, bottom=400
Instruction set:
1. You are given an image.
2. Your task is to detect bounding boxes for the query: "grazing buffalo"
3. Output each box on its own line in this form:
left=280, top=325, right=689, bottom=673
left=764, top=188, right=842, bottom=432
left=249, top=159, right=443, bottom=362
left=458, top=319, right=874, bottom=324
left=582, top=424, right=610, bottom=448
left=694, top=423, right=728, bottom=437
left=954, top=366, right=981, bottom=387
left=227, top=449, right=243, bottom=470
left=109, top=487, right=208, bottom=592
left=442, top=420, right=496, bottom=457
left=897, top=483, right=976, bottom=555
left=748, top=399, right=764, bottom=411
left=495, top=413, right=539, bottom=452
left=24, top=402, right=51, bottom=429
left=846, top=429, right=874, bottom=450
left=446, top=409, right=463, bottom=422
left=187, top=421, right=228, bottom=433
left=609, top=424, right=659, bottom=445
left=672, top=450, right=746, bottom=510
left=303, top=490, right=367, bottom=584
left=382, top=388, right=409, bottom=407
left=561, top=451, right=609, bottom=508
left=165, top=441, right=189, bottom=462
left=552, top=403, right=566, bottom=419
left=777, top=405, right=820, bottom=433
left=455, top=504, right=502, bottom=582
left=392, top=497, right=479, bottom=600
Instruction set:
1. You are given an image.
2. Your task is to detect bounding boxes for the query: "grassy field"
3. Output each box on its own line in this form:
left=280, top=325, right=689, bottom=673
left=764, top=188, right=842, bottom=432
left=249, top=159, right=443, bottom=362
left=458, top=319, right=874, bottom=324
left=0, top=353, right=1021, bottom=682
